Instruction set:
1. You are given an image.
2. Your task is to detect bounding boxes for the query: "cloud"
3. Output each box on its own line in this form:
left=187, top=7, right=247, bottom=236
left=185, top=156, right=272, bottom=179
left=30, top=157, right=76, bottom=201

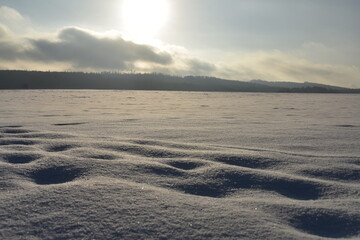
left=0, top=6, right=24, bottom=23
left=218, top=51, right=360, bottom=88
left=0, top=24, right=10, bottom=38
left=0, top=41, right=20, bottom=61
left=0, top=24, right=218, bottom=75
left=24, top=27, right=173, bottom=70
left=0, top=6, right=29, bottom=34
left=185, top=58, right=217, bottom=75
left=0, top=24, right=24, bottom=61
left=134, top=55, right=217, bottom=77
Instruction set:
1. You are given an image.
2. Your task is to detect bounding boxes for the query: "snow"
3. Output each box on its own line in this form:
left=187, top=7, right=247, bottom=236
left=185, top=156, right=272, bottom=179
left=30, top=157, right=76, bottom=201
left=0, top=90, right=359, bottom=239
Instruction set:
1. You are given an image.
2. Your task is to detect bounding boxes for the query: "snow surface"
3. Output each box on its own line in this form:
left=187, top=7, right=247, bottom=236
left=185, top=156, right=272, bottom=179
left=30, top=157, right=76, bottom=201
left=0, top=90, right=359, bottom=239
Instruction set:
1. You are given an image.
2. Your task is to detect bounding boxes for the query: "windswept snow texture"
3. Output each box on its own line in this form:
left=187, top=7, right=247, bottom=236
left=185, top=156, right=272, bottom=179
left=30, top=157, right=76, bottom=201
left=0, top=90, right=359, bottom=239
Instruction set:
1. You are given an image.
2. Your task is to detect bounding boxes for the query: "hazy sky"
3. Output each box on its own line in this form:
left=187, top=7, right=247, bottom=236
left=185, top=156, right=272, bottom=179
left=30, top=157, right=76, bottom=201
left=0, top=0, right=359, bottom=87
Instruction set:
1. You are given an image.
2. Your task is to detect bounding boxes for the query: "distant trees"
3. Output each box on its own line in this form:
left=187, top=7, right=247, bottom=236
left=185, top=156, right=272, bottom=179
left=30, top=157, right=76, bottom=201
left=0, top=70, right=359, bottom=93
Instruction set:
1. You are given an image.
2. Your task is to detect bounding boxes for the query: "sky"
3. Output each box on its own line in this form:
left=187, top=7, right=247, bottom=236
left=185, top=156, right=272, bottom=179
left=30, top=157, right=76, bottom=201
left=0, top=0, right=359, bottom=88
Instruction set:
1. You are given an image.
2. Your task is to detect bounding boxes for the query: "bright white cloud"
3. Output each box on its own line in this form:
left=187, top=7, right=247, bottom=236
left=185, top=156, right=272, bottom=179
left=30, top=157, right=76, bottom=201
left=0, top=6, right=24, bottom=23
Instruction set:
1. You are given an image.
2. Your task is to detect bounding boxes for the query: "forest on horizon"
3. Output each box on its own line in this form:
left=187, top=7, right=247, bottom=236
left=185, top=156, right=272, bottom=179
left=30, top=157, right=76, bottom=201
left=1, top=70, right=359, bottom=93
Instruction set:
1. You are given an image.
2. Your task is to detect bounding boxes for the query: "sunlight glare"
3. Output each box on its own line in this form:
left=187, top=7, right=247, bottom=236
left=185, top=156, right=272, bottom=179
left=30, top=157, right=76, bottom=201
left=122, top=0, right=169, bottom=40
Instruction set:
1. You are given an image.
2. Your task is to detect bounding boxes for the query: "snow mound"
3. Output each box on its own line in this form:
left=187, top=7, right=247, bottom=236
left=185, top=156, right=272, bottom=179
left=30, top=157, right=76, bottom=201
left=1, top=126, right=359, bottom=239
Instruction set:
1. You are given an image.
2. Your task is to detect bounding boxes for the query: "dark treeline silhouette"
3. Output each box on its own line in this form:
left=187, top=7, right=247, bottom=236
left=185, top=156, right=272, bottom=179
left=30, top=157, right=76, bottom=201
left=0, top=70, right=359, bottom=93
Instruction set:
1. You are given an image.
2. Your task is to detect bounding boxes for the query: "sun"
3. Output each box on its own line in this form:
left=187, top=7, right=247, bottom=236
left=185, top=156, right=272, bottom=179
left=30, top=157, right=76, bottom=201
left=122, top=0, right=169, bottom=40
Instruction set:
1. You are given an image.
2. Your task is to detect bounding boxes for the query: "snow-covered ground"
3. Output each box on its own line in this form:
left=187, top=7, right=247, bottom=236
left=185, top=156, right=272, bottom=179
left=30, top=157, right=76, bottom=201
left=0, top=90, right=359, bottom=239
